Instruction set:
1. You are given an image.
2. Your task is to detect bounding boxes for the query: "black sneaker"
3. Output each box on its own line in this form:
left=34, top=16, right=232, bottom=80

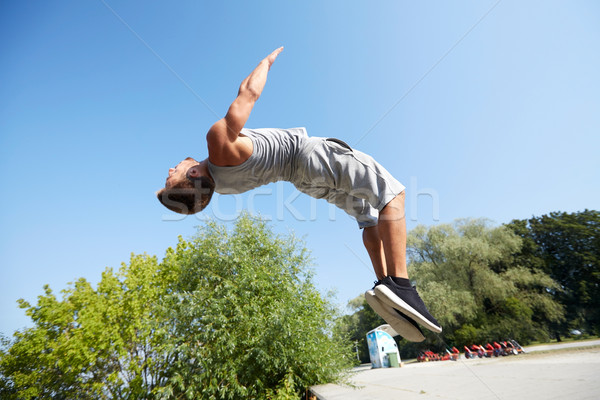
left=374, top=276, right=442, bottom=333
left=365, top=289, right=425, bottom=342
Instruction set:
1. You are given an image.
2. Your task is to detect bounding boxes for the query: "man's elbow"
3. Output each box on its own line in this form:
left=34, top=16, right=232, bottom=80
left=239, top=84, right=260, bottom=102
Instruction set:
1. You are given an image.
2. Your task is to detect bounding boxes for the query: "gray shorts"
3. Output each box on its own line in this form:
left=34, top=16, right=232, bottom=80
left=293, top=138, right=405, bottom=228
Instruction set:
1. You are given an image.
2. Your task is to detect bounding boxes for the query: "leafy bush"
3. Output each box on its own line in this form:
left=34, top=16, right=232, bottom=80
left=0, top=214, right=353, bottom=399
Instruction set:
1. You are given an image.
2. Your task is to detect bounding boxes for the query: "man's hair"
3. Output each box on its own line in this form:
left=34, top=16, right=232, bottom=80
left=156, top=173, right=215, bottom=215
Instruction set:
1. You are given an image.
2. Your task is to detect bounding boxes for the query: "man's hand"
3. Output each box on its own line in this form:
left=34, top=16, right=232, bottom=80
left=265, top=46, right=284, bottom=69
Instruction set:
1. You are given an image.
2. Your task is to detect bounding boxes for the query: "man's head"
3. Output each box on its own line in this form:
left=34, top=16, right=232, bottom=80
left=156, top=157, right=215, bottom=214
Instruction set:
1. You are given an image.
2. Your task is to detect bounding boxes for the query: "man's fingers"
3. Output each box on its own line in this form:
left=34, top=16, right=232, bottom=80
left=266, top=46, right=284, bottom=65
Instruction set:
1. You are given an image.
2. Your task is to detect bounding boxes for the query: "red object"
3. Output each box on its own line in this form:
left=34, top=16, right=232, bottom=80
left=418, top=350, right=454, bottom=362
left=482, top=343, right=494, bottom=357
left=464, top=345, right=477, bottom=359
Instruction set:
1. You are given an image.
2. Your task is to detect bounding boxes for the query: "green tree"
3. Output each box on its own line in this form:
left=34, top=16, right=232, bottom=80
left=407, top=219, right=564, bottom=346
left=506, top=210, right=600, bottom=337
left=156, top=215, right=353, bottom=399
left=0, top=215, right=353, bottom=399
left=0, top=253, right=173, bottom=399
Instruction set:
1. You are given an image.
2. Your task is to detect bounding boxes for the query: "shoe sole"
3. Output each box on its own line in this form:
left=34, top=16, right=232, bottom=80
left=365, top=290, right=425, bottom=342
left=374, top=285, right=442, bottom=333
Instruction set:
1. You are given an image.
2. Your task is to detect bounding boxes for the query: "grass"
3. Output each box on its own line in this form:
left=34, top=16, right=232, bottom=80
left=518, top=344, right=600, bottom=358
left=526, top=335, right=599, bottom=347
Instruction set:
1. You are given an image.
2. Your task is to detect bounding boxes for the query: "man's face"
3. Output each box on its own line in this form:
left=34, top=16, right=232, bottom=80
left=165, top=157, right=198, bottom=188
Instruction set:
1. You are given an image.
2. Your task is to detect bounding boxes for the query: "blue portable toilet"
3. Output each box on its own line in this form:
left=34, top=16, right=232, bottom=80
left=366, top=324, right=401, bottom=368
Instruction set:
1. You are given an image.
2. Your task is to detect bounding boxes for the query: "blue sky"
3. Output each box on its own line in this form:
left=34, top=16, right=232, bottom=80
left=1, top=1, right=599, bottom=337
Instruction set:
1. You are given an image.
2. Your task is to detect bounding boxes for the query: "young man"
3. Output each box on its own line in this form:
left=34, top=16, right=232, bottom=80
left=157, top=47, right=441, bottom=341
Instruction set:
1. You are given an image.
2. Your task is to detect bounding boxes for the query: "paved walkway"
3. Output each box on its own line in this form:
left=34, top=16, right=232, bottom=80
left=311, top=340, right=600, bottom=400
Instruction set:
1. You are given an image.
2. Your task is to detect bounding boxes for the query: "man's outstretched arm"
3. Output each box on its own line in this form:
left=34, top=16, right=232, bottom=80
left=207, top=47, right=283, bottom=158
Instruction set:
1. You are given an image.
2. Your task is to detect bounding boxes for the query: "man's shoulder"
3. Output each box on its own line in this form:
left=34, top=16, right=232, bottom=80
left=241, top=127, right=309, bottom=138
left=207, top=122, right=254, bottom=167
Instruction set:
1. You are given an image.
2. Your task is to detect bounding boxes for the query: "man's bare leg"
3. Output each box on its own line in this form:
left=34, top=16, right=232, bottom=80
left=362, top=226, right=387, bottom=280
left=373, top=190, right=442, bottom=332
left=363, top=208, right=428, bottom=341
left=377, top=191, right=408, bottom=279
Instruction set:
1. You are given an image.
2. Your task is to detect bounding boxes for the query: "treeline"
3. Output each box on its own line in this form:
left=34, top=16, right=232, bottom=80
left=337, top=210, right=599, bottom=361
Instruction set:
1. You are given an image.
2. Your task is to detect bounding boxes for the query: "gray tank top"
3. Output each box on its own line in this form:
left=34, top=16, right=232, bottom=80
left=207, top=127, right=320, bottom=194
